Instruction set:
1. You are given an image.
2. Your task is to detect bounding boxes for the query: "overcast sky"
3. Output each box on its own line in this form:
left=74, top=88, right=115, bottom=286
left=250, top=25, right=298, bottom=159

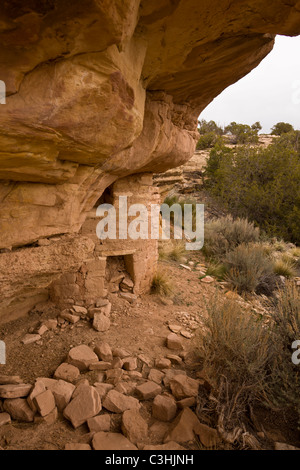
left=199, top=35, right=300, bottom=134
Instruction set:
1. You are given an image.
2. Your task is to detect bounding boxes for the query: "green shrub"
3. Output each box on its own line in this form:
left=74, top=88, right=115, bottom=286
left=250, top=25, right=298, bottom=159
left=277, top=130, right=300, bottom=156
left=204, top=142, right=233, bottom=186
left=203, top=216, right=260, bottom=260
left=196, top=132, right=222, bottom=150
left=162, top=195, right=198, bottom=232
left=204, top=139, right=300, bottom=244
left=224, top=122, right=260, bottom=144
left=198, top=119, right=224, bottom=136
left=225, top=244, right=276, bottom=294
left=271, top=122, right=294, bottom=136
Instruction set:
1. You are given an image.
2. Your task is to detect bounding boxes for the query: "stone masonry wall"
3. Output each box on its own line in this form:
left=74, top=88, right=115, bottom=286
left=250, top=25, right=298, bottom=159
left=50, top=173, right=160, bottom=307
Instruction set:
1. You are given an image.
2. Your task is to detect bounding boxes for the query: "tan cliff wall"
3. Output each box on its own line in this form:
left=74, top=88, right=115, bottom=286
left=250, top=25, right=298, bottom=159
left=0, top=0, right=300, bottom=322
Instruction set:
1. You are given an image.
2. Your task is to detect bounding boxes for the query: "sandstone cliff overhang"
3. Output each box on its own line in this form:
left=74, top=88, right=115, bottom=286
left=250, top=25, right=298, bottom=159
left=1, top=0, right=300, bottom=249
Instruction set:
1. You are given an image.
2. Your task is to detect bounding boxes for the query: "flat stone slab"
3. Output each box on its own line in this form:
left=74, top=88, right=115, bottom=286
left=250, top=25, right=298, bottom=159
left=0, top=412, right=11, bottom=426
left=152, top=395, right=177, bottom=422
left=63, top=385, right=102, bottom=428
left=121, top=409, right=148, bottom=445
left=21, top=334, right=41, bottom=345
left=135, top=381, right=162, bottom=400
left=34, top=389, right=56, bottom=417
left=94, top=342, right=113, bottom=362
left=103, top=390, right=140, bottom=413
left=92, top=432, right=137, bottom=451
left=0, top=383, right=32, bottom=399
left=59, top=311, right=80, bottom=324
left=200, top=276, right=215, bottom=284
left=93, top=312, right=111, bottom=332
left=169, top=375, right=199, bottom=400
left=89, top=362, right=112, bottom=371
left=65, top=443, right=91, bottom=450
left=166, top=333, right=183, bottom=351
left=0, top=375, right=23, bottom=385
left=51, top=380, right=75, bottom=412
left=168, top=325, right=182, bottom=334
left=54, top=363, right=80, bottom=383
left=67, top=345, right=99, bottom=371
left=87, top=414, right=111, bottom=433
left=3, top=398, right=35, bottom=422
left=143, top=442, right=185, bottom=451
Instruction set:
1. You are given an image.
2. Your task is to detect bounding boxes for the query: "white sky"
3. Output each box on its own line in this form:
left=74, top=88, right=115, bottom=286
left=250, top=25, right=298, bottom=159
left=199, top=35, right=300, bottom=134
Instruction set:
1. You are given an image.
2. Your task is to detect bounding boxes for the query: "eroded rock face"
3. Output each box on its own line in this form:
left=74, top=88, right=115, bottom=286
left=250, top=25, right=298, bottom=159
left=0, top=1, right=300, bottom=321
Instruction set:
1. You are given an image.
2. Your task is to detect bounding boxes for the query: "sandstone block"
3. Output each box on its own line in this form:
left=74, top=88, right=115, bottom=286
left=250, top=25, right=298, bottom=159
left=65, top=443, right=91, bottom=450
left=0, top=412, right=11, bottom=426
left=103, top=390, right=140, bottom=413
left=94, top=342, right=113, bottom=362
left=87, top=414, right=111, bottom=433
left=101, top=302, right=112, bottom=317
left=3, top=398, right=35, bottom=422
left=152, top=395, right=177, bottom=422
left=93, top=313, right=111, bottom=332
left=92, top=432, right=137, bottom=451
left=36, top=325, right=48, bottom=336
left=34, top=407, right=58, bottom=425
left=119, top=293, right=137, bottom=303
left=136, top=381, right=162, bottom=400
left=105, top=368, right=124, bottom=385
left=51, top=380, right=75, bottom=411
left=169, top=375, right=199, bottom=400
left=21, top=334, right=41, bottom=345
left=155, top=358, right=171, bottom=369
left=63, top=385, right=102, bottom=428
left=54, top=363, right=80, bottom=383
left=166, top=333, right=183, bottom=351
left=148, top=369, right=165, bottom=384
left=59, top=311, right=80, bottom=324
left=114, top=382, right=136, bottom=395
left=143, top=442, right=185, bottom=450
left=168, top=325, right=182, bottom=334
left=194, top=421, right=221, bottom=448
left=93, top=383, right=113, bottom=399
left=89, top=362, right=112, bottom=371
left=27, top=380, right=46, bottom=411
left=111, top=357, right=123, bottom=369
left=166, top=354, right=183, bottom=365
left=0, top=376, right=23, bottom=385
left=177, top=397, right=197, bottom=409
left=43, top=319, right=58, bottom=330
left=0, top=384, right=32, bottom=399
left=163, top=369, right=187, bottom=387
left=121, top=409, right=148, bottom=444
left=112, top=348, right=130, bottom=358
left=95, top=298, right=110, bottom=308
left=164, top=408, right=199, bottom=443
left=72, top=306, right=88, bottom=315
left=67, top=345, right=99, bottom=371
left=33, top=389, right=56, bottom=417
left=122, top=357, right=137, bottom=371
